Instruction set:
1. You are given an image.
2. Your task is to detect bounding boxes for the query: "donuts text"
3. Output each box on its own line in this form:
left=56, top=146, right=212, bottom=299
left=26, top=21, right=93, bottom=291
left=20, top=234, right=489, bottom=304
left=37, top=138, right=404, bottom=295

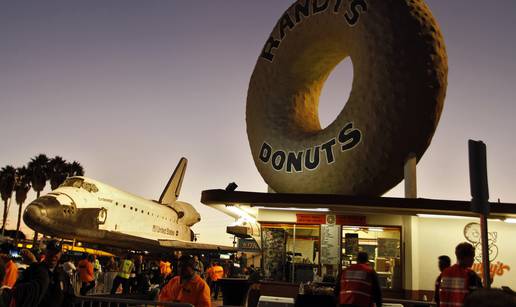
left=259, top=122, right=362, bottom=172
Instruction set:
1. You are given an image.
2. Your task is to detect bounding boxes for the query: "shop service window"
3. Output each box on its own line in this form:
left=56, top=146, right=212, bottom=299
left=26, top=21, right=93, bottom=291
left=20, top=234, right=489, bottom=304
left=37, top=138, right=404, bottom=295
left=341, top=226, right=401, bottom=289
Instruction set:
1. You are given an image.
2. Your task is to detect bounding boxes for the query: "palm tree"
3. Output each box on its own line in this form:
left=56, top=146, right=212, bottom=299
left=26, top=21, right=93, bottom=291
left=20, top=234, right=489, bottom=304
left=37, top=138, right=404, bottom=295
left=48, top=156, right=68, bottom=190
left=27, top=154, right=49, bottom=198
left=0, top=165, right=16, bottom=236
left=27, top=154, right=49, bottom=243
left=14, top=166, right=31, bottom=244
left=67, top=161, right=85, bottom=177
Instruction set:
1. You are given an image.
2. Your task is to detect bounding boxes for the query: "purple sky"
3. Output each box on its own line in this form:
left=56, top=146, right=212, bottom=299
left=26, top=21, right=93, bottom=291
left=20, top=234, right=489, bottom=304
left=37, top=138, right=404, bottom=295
left=1, top=1, right=516, bottom=245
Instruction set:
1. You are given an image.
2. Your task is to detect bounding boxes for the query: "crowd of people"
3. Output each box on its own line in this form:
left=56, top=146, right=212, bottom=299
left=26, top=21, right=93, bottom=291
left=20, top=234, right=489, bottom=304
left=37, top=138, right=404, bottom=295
left=0, top=241, right=258, bottom=307
left=336, top=242, right=515, bottom=307
left=0, top=239, right=513, bottom=307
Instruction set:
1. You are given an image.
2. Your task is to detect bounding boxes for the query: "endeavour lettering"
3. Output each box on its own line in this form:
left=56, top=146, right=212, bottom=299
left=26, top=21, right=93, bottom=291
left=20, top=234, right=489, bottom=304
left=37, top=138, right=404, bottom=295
left=259, top=122, right=362, bottom=172
left=152, top=225, right=177, bottom=236
left=261, top=0, right=368, bottom=62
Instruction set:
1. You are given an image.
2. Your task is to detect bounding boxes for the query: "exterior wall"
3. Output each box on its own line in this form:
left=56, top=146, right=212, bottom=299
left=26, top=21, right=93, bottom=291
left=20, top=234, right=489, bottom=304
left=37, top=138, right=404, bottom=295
left=258, top=210, right=297, bottom=223
left=416, top=217, right=515, bottom=290
left=256, top=210, right=515, bottom=290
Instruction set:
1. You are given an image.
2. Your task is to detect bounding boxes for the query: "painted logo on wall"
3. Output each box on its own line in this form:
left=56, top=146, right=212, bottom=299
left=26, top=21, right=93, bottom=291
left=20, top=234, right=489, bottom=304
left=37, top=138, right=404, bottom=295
left=463, top=222, right=511, bottom=278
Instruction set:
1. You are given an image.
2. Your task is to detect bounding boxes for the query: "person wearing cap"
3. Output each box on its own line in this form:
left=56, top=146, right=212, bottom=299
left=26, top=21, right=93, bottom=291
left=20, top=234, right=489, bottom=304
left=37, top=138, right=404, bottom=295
left=0, top=243, right=18, bottom=288
left=159, top=254, right=211, bottom=307
left=11, top=240, right=75, bottom=307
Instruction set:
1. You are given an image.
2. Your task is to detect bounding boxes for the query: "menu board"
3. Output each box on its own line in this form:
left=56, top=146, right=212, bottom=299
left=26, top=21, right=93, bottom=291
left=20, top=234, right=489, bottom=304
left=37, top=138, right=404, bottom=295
left=320, top=224, right=340, bottom=265
left=344, top=233, right=359, bottom=256
left=378, top=238, right=400, bottom=258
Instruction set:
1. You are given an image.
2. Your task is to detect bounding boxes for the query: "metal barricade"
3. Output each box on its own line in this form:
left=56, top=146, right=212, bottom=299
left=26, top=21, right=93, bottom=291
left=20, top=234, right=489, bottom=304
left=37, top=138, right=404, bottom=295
left=73, top=295, right=193, bottom=307
left=383, top=298, right=437, bottom=307
left=73, top=271, right=117, bottom=295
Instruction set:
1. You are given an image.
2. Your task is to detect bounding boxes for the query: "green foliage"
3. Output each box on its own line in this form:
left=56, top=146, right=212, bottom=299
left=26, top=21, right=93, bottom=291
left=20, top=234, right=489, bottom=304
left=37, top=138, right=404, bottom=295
left=1, top=154, right=85, bottom=236
left=0, top=165, right=16, bottom=202
left=27, top=154, right=49, bottom=194
left=15, top=166, right=31, bottom=205
left=48, top=156, right=68, bottom=190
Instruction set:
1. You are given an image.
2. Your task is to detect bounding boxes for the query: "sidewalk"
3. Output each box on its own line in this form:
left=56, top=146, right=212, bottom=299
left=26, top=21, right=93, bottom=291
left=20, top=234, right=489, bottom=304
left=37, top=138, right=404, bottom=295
left=211, top=297, right=224, bottom=307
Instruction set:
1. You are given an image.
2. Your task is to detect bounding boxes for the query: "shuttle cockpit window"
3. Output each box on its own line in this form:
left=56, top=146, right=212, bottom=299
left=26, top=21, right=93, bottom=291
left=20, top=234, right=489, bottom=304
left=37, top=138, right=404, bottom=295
left=61, top=178, right=84, bottom=188
left=60, top=178, right=98, bottom=193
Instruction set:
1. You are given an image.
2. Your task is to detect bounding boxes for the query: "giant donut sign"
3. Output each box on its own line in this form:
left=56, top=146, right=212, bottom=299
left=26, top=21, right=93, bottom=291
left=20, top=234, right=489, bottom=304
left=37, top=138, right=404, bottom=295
left=246, top=0, right=448, bottom=195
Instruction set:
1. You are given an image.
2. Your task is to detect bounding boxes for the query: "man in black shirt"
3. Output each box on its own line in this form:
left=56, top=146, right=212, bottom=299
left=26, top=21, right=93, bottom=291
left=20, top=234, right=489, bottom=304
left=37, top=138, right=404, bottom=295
left=434, top=255, right=451, bottom=305
left=12, top=240, right=75, bottom=307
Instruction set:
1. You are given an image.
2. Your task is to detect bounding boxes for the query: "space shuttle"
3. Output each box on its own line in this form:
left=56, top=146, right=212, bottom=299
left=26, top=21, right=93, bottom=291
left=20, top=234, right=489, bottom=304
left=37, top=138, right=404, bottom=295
left=23, top=158, right=235, bottom=252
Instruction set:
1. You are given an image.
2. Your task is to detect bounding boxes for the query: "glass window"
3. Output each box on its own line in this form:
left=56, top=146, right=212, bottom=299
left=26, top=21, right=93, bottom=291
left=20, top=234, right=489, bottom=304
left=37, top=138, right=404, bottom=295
left=60, top=178, right=98, bottom=193
left=341, top=226, right=401, bottom=289
left=61, top=178, right=84, bottom=188
left=261, top=224, right=320, bottom=283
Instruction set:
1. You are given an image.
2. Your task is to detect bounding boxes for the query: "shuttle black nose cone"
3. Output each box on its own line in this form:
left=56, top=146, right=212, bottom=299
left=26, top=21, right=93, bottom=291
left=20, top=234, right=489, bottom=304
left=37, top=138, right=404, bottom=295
left=23, top=197, right=59, bottom=229
left=23, top=203, right=45, bottom=228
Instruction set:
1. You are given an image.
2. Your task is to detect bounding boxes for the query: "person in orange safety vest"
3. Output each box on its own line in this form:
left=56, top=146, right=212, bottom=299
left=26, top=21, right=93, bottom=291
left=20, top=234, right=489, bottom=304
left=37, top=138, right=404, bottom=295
left=0, top=243, right=18, bottom=288
left=337, top=252, right=382, bottom=307
left=78, top=253, right=95, bottom=295
left=159, top=254, right=211, bottom=307
left=438, top=242, right=482, bottom=307
left=160, top=260, right=172, bottom=278
left=434, top=255, right=451, bottom=306
left=207, top=262, right=224, bottom=299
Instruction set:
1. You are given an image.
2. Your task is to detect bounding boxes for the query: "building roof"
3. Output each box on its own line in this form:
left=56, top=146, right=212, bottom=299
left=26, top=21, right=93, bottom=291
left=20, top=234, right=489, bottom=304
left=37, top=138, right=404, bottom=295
left=201, top=189, right=516, bottom=219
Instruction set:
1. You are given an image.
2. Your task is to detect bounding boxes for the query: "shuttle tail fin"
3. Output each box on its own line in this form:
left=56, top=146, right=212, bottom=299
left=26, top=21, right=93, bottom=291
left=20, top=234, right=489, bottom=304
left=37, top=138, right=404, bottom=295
left=159, top=157, right=188, bottom=204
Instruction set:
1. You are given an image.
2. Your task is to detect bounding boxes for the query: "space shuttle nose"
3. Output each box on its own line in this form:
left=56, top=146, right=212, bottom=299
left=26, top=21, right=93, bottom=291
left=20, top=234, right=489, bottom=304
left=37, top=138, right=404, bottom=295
left=23, top=203, right=46, bottom=227
left=23, top=197, right=60, bottom=227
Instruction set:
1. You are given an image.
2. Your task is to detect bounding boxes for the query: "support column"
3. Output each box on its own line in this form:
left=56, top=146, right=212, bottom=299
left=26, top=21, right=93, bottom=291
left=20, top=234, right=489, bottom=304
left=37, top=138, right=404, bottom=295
left=403, top=154, right=420, bottom=298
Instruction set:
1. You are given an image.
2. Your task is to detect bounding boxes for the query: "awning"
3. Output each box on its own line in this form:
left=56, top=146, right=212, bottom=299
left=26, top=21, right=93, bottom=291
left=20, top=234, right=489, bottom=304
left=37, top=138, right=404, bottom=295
left=201, top=189, right=516, bottom=219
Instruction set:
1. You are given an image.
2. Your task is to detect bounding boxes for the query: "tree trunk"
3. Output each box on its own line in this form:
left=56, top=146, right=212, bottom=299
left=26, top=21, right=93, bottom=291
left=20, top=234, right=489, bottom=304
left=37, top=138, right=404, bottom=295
left=32, top=191, right=40, bottom=246
left=14, top=200, right=24, bottom=245
left=1, top=199, right=7, bottom=237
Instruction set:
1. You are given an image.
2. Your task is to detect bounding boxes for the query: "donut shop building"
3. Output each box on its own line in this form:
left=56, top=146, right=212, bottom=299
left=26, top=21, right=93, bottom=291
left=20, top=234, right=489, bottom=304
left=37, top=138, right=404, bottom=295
left=202, top=189, right=516, bottom=300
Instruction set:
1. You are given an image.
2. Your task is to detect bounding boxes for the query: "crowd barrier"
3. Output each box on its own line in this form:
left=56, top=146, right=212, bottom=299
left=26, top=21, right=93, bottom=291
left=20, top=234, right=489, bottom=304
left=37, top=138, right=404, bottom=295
left=71, top=271, right=118, bottom=295
left=383, top=298, right=436, bottom=307
left=73, top=295, right=192, bottom=307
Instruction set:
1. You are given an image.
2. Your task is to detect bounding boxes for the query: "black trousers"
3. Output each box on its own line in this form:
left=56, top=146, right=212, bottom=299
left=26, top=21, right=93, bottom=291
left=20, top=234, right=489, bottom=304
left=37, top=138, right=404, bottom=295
left=212, top=280, right=221, bottom=299
left=80, top=280, right=95, bottom=295
left=110, top=276, right=130, bottom=294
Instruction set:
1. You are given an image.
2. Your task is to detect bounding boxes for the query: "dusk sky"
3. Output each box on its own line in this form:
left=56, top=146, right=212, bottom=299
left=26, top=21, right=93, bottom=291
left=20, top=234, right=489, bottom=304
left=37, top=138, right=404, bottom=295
left=1, top=1, right=516, bottom=245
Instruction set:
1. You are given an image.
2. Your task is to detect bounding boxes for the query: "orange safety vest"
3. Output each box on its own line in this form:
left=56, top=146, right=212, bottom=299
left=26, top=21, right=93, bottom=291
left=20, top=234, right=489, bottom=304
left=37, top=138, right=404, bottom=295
left=78, top=259, right=94, bottom=283
left=159, top=275, right=211, bottom=307
left=3, top=260, right=18, bottom=288
left=339, top=263, right=374, bottom=307
left=439, top=264, right=471, bottom=307
left=160, top=261, right=172, bottom=277
left=211, top=266, right=224, bottom=281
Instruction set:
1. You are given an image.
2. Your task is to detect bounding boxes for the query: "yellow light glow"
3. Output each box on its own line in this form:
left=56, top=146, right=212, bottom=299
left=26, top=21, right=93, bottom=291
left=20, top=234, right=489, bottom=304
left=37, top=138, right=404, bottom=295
left=225, top=206, right=256, bottom=222
left=417, top=214, right=475, bottom=220
left=255, top=206, right=329, bottom=212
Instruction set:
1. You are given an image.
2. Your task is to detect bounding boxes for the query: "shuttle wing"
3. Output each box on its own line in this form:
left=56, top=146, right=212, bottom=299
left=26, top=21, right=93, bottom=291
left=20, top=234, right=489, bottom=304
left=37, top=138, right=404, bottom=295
left=158, top=239, right=237, bottom=252
left=159, top=157, right=188, bottom=204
